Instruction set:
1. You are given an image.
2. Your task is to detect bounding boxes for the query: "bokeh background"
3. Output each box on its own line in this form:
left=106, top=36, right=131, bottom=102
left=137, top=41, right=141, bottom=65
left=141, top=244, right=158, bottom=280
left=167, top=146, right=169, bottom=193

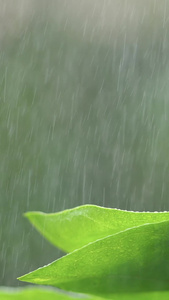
left=1, top=0, right=169, bottom=287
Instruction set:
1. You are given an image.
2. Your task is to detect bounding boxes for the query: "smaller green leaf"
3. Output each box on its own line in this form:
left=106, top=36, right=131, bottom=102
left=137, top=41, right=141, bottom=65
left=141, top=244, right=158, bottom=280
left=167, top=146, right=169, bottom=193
left=0, top=287, right=101, bottom=300
left=1, top=287, right=169, bottom=300
left=25, top=205, right=169, bottom=252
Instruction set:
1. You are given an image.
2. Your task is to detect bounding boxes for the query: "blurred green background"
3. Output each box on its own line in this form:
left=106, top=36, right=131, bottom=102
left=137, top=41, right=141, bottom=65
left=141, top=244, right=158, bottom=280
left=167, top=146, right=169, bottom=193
left=1, top=0, right=169, bottom=287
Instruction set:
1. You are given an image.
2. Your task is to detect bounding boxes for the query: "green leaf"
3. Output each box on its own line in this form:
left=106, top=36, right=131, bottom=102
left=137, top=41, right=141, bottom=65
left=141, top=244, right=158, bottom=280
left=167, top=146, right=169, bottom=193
left=1, top=288, right=169, bottom=300
left=2, top=288, right=169, bottom=300
left=18, top=221, right=169, bottom=298
left=0, top=287, right=101, bottom=300
left=25, top=205, right=169, bottom=252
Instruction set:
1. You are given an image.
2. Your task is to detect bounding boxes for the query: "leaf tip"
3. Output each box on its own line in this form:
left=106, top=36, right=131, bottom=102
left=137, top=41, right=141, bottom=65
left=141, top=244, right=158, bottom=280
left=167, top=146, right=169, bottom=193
left=17, top=275, right=24, bottom=282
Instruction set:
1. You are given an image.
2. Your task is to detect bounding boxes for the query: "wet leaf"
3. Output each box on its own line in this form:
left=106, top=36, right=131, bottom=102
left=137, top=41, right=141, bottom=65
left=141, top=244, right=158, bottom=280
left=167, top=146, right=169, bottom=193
left=25, top=205, right=169, bottom=252
left=18, top=221, right=169, bottom=298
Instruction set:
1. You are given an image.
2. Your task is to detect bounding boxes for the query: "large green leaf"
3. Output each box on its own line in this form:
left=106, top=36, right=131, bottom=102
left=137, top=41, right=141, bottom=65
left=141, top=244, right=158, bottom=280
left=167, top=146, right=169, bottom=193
left=18, top=221, right=169, bottom=298
left=0, top=287, right=100, bottom=300
left=25, top=205, right=169, bottom=252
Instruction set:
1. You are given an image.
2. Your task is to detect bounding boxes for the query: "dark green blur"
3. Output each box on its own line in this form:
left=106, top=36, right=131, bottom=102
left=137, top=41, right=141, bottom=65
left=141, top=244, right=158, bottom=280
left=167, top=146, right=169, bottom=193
left=1, top=1, right=169, bottom=286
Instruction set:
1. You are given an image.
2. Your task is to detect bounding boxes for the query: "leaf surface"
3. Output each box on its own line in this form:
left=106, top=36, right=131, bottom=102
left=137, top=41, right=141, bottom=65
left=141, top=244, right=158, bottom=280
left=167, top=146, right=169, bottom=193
left=25, top=205, right=169, bottom=252
left=19, top=221, right=169, bottom=298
